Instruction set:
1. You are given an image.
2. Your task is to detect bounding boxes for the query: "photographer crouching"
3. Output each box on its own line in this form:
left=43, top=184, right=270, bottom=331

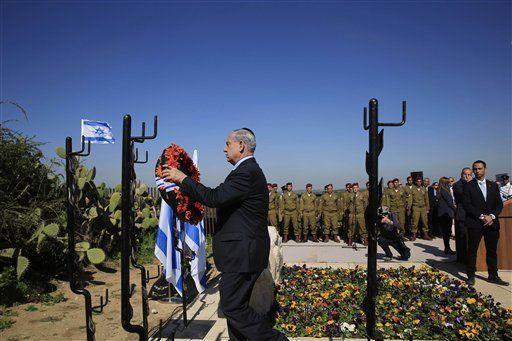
left=377, top=206, right=411, bottom=261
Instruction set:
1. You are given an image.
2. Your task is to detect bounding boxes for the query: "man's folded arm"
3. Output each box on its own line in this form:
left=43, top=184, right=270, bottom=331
left=180, top=171, right=252, bottom=208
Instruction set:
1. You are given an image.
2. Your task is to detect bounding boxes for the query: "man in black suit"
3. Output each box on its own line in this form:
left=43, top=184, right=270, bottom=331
left=163, top=128, right=287, bottom=340
left=463, top=160, right=509, bottom=286
left=453, top=167, right=473, bottom=263
left=427, top=182, right=440, bottom=238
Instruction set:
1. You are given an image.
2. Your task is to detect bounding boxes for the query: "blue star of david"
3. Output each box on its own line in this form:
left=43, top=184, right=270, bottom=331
left=94, top=127, right=106, bottom=136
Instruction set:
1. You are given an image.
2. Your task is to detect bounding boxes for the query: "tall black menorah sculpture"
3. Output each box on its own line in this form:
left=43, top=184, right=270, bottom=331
left=121, top=115, right=158, bottom=340
left=66, top=136, right=109, bottom=341
left=363, top=99, right=406, bottom=339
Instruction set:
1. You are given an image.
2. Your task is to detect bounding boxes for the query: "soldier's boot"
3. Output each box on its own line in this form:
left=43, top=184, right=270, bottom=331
left=312, top=234, right=319, bottom=243
left=283, top=235, right=289, bottom=243
left=347, top=237, right=353, bottom=246
left=323, top=235, right=330, bottom=243
left=302, top=235, right=309, bottom=243
left=363, top=237, right=368, bottom=246
left=333, top=235, right=341, bottom=243
left=422, top=231, right=432, bottom=241
left=410, top=233, right=416, bottom=241
left=295, top=235, right=301, bottom=243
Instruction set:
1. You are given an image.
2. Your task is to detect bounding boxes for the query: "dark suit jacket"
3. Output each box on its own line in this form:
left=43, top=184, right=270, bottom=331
left=462, top=179, right=503, bottom=230
left=453, top=180, right=466, bottom=221
left=180, top=157, right=270, bottom=273
left=437, top=188, right=456, bottom=219
left=428, top=187, right=439, bottom=209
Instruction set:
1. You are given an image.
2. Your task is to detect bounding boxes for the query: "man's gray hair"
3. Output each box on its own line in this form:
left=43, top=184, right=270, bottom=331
left=232, top=128, right=256, bottom=152
left=461, top=167, right=471, bottom=176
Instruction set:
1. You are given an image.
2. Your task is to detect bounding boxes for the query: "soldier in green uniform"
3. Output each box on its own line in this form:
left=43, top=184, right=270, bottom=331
left=340, top=183, right=352, bottom=242
left=347, top=183, right=368, bottom=246
left=267, top=183, right=279, bottom=227
left=318, top=184, right=342, bottom=243
left=382, top=178, right=408, bottom=235
left=403, top=176, right=414, bottom=237
left=300, top=183, right=319, bottom=242
left=410, top=177, right=432, bottom=241
left=383, top=180, right=394, bottom=203
left=282, top=182, right=300, bottom=243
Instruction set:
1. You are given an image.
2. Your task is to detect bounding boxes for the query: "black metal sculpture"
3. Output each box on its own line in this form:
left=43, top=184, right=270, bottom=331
left=121, top=115, right=158, bottom=341
left=65, top=136, right=109, bottom=341
left=363, top=99, right=406, bottom=339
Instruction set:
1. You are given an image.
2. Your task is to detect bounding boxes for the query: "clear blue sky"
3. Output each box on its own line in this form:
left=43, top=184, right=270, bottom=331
left=1, top=1, right=510, bottom=188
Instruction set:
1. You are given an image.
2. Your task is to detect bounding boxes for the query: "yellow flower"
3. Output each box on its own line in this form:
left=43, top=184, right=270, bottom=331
left=466, top=297, right=476, bottom=304
left=321, top=291, right=330, bottom=299
left=413, top=319, right=420, bottom=325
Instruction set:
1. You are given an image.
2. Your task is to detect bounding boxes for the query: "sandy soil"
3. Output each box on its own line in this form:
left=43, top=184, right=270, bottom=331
left=1, top=260, right=216, bottom=341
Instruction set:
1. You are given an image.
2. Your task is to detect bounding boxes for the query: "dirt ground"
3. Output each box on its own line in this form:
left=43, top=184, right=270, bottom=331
left=1, top=260, right=216, bottom=341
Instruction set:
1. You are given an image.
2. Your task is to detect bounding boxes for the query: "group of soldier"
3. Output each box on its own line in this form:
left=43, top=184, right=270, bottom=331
left=267, top=175, right=433, bottom=246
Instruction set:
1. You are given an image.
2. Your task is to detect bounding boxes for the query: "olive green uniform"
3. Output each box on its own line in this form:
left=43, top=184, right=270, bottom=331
left=403, top=184, right=414, bottom=233
left=340, top=191, right=351, bottom=237
left=319, top=193, right=341, bottom=236
left=410, top=185, right=429, bottom=234
left=282, top=191, right=300, bottom=236
left=300, top=192, right=318, bottom=236
left=268, top=189, right=279, bottom=227
left=382, top=188, right=407, bottom=235
left=347, top=191, right=368, bottom=239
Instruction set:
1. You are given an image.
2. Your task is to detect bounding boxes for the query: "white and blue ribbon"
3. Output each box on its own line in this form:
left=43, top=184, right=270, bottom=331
left=154, top=149, right=206, bottom=295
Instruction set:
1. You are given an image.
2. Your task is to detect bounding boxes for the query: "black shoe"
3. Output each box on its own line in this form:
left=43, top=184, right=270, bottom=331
left=466, top=277, right=475, bottom=286
left=444, top=249, right=456, bottom=255
left=488, top=276, right=510, bottom=286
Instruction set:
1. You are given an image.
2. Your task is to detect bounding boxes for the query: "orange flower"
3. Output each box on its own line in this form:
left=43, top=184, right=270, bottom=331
left=306, top=326, right=313, bottom=334
left=466, top=298, right=476, bottom=304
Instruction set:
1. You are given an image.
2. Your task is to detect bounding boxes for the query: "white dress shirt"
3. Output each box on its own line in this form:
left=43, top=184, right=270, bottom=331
left=477, top=178, right=487, bottom=201
left=233, top=155, right=254, bottom=170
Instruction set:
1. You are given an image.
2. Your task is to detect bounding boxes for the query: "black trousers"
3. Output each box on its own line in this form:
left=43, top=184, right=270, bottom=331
left=439, top=214, right=454, bottom=252
left=219, top=271, right=286, bottom=341
left=466, top=228, right=499, bottom=278
left=428, top=207, right=440, bottom=237
left=455, top=220, right=468, bottom=263
left=378, top=236, right=410, bottom=260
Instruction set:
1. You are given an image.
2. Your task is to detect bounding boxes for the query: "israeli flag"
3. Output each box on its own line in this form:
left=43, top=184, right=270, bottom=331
left=154, top=150, right=207, bottom=296
left=81, top=119, right=115, bottom=144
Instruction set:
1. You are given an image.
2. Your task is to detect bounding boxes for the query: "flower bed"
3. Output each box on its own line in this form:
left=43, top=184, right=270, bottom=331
left=276, top=265, right=511, bottom=340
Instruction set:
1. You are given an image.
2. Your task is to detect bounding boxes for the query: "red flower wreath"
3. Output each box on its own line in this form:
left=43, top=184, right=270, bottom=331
left=155, top=143, right=203, bottom=225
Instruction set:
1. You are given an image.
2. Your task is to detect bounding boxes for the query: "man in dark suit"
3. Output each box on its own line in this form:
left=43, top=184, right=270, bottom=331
left=163, top=128, right=287, bottom=340
left=463, top=160, right=509, bottom=286
left=428, top=182, right=440, bottom=238
left=453, top=167, right=473, bottom=263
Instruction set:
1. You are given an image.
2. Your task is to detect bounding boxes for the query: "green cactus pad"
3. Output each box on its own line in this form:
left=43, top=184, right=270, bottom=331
left=42, top=223, right=59, bottom=237
left=0, top=248, right=15, bottom=258
left=86, top=248, right=106, bottom=264
left=55, top=146, right=66, bottom=159
left=78, top=177, right=87, bottom=190
left=17, top=256, right=29, bottom=280
left=141, top=207, right=151, bottom=218
left=109, top=192, right=121, bottom=211
left=75, top=241, right=90, bottom=252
